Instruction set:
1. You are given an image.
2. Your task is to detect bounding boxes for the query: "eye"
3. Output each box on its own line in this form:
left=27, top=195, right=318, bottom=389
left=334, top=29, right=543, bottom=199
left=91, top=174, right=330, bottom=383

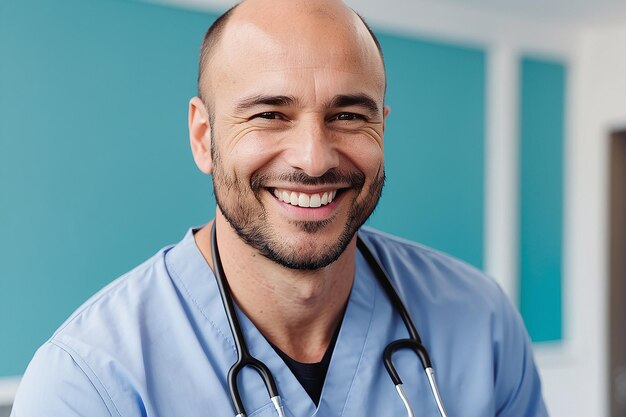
left=332, top=112, right=366, bottom=122
left=253, top=112, right=283, bottom=120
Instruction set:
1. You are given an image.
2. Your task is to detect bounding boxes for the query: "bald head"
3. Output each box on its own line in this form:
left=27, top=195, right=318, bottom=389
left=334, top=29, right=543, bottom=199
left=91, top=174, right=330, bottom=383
left=197, top=0, right=385, bottom=111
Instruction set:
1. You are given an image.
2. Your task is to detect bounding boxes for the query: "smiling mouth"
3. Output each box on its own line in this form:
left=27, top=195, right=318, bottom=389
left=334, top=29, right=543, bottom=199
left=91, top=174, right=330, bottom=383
left=271, top=188, right=340, bottom=208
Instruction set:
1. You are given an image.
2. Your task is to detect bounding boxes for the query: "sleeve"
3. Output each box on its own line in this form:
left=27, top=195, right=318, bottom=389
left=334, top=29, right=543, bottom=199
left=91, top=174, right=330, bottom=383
left=10, top=341, right=118, bottom=417
left=492, top=286, right=549, bottom=417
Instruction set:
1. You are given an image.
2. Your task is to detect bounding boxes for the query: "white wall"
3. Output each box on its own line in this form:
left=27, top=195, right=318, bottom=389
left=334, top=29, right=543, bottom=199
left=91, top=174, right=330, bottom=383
left=564, top=24, right=626, bottom=417
left=0, top=378, right=19, bottom=408
left=525, top=22, right=626, bottom=417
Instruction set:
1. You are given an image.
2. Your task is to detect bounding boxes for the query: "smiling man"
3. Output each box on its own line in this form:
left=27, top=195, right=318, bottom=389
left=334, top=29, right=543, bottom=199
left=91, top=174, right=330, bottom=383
left=11, top=1, right=548, bottom=416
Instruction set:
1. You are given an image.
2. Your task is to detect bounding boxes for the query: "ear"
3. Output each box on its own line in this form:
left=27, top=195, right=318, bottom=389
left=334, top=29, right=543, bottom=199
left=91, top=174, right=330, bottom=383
left=189, top=96, right=213, bottom=174
left=382, top=105, right=390, bottom=133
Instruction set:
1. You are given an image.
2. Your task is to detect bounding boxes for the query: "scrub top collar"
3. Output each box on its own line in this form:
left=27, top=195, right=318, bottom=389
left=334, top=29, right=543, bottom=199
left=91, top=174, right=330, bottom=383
left=164, top=228, right=379, bottom=417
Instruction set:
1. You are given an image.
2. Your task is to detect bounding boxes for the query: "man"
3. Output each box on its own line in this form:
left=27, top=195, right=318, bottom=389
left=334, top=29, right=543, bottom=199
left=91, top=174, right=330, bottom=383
left=11, top=0, right=548, bottom=416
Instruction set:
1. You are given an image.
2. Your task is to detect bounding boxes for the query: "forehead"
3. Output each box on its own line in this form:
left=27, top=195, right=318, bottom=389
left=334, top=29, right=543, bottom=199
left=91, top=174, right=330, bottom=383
left=206, top=5, right=385, bottom=104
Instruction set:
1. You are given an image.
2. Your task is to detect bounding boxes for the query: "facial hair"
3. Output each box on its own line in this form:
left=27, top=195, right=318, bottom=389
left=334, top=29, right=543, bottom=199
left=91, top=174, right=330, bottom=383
left=211, top=142, right=385, bottom=270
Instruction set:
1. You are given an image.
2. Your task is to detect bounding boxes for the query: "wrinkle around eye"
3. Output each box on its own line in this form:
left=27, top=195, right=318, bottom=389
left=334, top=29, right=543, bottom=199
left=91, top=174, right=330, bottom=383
left=329, top=120, right=384, bottom=136
left=360, top=125, right=385, bottom=142
left=325, top=126, right=384, bottom=151
left=221, top=123, right=293, bottom=150
left=247, top=120, right=294, bottom=134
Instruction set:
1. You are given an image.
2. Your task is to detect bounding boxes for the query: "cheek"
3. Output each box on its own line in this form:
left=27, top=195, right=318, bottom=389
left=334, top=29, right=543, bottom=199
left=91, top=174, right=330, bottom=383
left=340, top=138, right=384, bottom=176
left=223, top=133, right=282, bottom=176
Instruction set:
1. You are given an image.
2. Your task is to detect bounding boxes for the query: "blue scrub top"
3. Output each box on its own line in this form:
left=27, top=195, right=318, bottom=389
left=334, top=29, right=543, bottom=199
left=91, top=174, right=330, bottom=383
left=11, top=227, right=548, bottom=416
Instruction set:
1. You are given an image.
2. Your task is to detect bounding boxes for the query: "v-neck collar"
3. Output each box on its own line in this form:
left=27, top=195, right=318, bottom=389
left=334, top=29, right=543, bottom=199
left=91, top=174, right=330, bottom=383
left=165, top=229, right=378, bottom=417
left=315, top=250, right=377, bottom=416
left=226, top=249, right=377, bottom=417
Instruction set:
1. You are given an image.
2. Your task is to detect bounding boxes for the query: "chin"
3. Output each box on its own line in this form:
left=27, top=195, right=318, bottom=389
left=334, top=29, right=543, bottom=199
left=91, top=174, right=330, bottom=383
left=260, top=228, right=354, bottom=271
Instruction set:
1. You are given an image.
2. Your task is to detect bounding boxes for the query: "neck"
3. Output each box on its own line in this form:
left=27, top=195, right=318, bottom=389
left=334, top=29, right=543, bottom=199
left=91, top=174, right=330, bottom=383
left=194, top=212, right=356, bottom=363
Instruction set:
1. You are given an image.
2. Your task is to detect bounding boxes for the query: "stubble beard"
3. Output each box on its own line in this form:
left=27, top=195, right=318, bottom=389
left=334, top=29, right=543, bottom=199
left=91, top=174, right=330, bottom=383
left=211, top=148, right=385, bottom=271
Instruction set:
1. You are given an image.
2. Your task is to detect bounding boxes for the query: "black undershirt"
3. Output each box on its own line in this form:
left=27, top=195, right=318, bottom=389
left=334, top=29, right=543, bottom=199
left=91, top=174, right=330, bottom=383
left=269, top=324, right=341, bottom=406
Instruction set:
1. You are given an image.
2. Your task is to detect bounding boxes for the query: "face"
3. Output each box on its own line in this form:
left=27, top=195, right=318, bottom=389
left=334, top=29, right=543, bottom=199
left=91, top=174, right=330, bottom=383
left=195, top=8, right=387, bottom=270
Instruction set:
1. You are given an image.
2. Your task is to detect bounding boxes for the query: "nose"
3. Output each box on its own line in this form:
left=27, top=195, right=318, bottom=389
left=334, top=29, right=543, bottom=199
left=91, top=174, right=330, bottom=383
left=284, top=119, right=339, bottom=177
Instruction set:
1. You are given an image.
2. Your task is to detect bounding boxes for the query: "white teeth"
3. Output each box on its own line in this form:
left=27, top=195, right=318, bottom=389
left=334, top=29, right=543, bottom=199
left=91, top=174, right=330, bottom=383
left=298, top=193, right=310, bottom=207
left=272, top=189, right=339, bottom=208
left=309, top=194, right=321, bottom=208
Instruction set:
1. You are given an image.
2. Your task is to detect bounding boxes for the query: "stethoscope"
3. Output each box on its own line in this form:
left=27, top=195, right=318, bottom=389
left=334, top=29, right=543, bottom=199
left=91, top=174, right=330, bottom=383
left=210, top=223, right=449, bottom=417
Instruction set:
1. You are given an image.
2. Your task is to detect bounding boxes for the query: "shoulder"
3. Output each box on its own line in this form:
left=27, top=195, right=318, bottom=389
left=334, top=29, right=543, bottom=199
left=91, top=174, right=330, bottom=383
left=12, top=244, right=177, bottom=416
left=358, top=228, right=548, bottom=415
left=358, top=226, right=503, bottom=306
left=12, top=341, right=119, bottom=416
left=45, top=243, right=184, bottom=388
left=53, top=245, right=174, bottom=342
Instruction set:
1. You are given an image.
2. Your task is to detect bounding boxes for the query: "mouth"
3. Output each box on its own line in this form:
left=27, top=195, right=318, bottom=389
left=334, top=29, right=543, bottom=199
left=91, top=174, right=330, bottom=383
left=270, top=188, right=343, bottom=208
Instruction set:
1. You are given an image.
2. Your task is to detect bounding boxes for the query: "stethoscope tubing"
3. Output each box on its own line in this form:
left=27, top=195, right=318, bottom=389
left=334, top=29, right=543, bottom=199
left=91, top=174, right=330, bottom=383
left=211, top=223, right=285, bottom=417
left=210, top=223, right=448, bottom=417
left=356, top=236, right=448, bottom=417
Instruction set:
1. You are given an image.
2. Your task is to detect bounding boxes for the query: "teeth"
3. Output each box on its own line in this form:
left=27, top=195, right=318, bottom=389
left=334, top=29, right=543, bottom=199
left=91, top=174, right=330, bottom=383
left=298, top=193, right=310, bottom=207
left=310, top=194, right=321, bottom=208
left=272, top=189, right=339, bottom=208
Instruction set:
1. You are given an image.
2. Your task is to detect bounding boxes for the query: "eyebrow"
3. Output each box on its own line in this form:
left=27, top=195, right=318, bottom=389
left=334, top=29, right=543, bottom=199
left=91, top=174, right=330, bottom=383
left=235, top=95, right=298, bottom=113
left=328, top=94, right=381, bottom=115
left=233, top=93, right=381, bottom=115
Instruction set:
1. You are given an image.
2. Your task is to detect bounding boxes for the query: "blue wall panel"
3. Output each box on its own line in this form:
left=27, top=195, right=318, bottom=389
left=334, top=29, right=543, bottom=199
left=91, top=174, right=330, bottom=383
left=519, top=57, right=566, bottom=342
left=369, top=35, right=485, bottom=269
left=0, top=0, right=217, bottom=376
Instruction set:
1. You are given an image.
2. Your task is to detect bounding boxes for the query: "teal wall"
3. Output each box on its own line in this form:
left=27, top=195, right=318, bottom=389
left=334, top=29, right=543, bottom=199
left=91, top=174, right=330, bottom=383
left=0, top=0, right=214, bottom=376
left=369, top=35, right=485, bottom=269
left=0, top=0, right=487, bottom=377
left=519, top=57, right=566, bottom=342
